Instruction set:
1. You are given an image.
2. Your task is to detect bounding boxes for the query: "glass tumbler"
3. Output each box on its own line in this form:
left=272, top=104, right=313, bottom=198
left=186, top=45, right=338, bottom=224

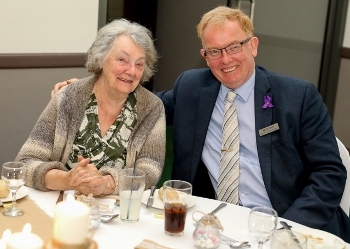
left=79, top=195, right=101, bottom=230
left=270, top=229, right=307, bottom=249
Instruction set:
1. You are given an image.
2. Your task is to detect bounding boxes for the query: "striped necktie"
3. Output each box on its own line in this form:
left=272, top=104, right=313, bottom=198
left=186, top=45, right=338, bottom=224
left=217, top=90, right=240, bottom=204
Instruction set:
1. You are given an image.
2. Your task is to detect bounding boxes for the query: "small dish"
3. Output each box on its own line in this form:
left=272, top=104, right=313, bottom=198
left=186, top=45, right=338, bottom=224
left=141, top=189, right=196, bottom=210
left=279, top=220, right=347, bottom=249
left=0, top=186, right=28, bottom=202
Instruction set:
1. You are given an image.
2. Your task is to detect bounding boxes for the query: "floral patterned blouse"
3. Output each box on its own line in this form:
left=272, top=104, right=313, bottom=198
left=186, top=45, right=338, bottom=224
left=67, top=92, right=137, bottom=169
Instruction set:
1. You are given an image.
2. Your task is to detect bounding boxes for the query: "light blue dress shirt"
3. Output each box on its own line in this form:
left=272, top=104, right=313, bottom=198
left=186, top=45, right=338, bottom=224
left=202, top=70, right=272, bottom=208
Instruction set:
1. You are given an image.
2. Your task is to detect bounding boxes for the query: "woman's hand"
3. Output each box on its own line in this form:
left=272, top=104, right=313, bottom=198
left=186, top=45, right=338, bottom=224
left=44, top=156, right=116, bottom=196
left=51, top=78, right=79, bottom=98
left=69, top=156, right=100, bottom=186
left=68, top=156, right=115, bottom=196
left=74, top=175, right=113, bottom=196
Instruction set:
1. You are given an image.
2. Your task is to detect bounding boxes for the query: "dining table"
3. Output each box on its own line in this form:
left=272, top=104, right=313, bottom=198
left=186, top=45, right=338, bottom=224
left=1, top=186, right=349, bottom=249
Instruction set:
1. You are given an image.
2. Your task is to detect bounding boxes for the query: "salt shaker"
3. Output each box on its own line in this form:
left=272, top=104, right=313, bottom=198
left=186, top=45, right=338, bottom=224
left=80, top=195, right=101, bottom=230
left=193, top=214, right=221, bottom=249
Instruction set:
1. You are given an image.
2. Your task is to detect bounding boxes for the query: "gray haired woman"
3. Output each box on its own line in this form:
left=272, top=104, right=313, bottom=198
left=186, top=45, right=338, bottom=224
left=16, top=19, right=166, bottom=196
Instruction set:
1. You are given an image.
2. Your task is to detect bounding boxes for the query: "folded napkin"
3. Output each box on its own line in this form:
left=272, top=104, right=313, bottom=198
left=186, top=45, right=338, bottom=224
left=134, top=239, right=175, bottom=249
left=75, top=193, right=118, bottom=214
left=97, top=198, right=117, bottom=214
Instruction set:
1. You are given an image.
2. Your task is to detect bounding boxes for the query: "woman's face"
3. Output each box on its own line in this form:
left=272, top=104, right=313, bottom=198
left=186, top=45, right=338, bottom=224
left=100, top=34, right=146, bottom=96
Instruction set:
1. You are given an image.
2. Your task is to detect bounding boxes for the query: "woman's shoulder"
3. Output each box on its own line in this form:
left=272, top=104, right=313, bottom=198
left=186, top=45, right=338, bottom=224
left=67, top=75, right=96, bottom=93
left=54, top=75, right=96, bottom=109
left=136, top=85, right=163, bottom=105
left=135, top=86, right=164, bottom=117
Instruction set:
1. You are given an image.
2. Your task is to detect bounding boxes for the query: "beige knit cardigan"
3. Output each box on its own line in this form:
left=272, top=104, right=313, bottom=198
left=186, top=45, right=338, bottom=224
left=16, top=75, right=166, bottom=194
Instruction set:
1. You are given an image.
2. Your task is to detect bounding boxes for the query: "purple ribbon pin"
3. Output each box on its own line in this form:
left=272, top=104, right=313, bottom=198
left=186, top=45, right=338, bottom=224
left=262, top=95, right=273, bottom=109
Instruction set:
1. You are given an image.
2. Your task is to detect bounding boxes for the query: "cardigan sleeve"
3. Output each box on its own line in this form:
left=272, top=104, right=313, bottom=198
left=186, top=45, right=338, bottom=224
left=16, top=89, right=69, bottom=191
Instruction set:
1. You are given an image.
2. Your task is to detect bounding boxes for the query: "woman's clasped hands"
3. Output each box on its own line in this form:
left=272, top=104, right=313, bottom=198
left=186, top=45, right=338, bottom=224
left=66, top=156, right=115, bottom=196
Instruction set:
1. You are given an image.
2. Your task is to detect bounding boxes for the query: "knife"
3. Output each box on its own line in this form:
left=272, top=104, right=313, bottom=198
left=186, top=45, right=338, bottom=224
left=146, top=186, right=156, bottom=208
left=280, top=221, right=303, bottom=249
left=209, top=202, right=227, bottom=215
left=56, top=190, right=64, bottom=204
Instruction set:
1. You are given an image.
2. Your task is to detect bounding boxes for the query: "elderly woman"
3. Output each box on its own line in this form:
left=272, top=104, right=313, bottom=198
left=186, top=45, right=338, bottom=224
left=16, top=19, right=165, bottom=196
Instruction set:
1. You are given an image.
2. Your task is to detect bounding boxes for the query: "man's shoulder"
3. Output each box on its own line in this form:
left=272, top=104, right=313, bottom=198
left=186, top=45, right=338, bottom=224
left=181, top=68, right=212, bottom=77
left=256, top=65, right=314, bottom=92
left=177, top=68, right=217, bottom=85
left=257, top=65, right=310, bottom=85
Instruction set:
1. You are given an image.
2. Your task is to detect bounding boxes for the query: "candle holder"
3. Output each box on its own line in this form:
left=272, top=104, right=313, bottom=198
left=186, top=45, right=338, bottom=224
left=44, top=238, right=98, bottom=249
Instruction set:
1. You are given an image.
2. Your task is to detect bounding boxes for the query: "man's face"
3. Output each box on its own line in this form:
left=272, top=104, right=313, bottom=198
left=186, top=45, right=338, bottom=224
left=200, top=20, right=258, bottom=89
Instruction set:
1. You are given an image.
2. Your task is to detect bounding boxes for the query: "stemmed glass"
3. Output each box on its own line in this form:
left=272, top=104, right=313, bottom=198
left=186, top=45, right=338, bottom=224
left=248, top=206, right=278, bottom=249
left=1, top=162, right=26, bottom=217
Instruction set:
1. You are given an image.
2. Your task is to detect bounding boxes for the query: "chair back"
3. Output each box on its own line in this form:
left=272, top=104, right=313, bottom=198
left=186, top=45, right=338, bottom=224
left=337, top=137, right=350, bottom=216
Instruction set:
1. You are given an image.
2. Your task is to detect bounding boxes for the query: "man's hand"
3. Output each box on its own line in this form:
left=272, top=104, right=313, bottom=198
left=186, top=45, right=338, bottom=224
left=51, top=78, right=79, bottom=98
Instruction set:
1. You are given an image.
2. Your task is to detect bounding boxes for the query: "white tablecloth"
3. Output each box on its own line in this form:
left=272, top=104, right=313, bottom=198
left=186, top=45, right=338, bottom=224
left=28, top=188, right=349, bottom=249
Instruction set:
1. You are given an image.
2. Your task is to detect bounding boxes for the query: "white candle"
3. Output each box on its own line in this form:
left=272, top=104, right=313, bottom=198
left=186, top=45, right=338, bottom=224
left=6, top=224, right=43, bottom=249
left=53, top=194, right=90, bottom=245
left=0, top=229, right=11, bottom=249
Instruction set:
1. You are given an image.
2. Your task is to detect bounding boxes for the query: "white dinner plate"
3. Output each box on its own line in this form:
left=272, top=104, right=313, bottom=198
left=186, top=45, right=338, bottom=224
left=0, top=186, right=29, bottom=202
left=141, top=189, right=196, bottom=210
left=292, top=225, right=347, bottom=249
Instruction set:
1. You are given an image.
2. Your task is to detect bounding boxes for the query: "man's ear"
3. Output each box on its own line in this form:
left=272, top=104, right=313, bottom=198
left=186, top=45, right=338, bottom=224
left=250, top=36, right=259, bottom=57
left=200, top=48, right=206, bottom=58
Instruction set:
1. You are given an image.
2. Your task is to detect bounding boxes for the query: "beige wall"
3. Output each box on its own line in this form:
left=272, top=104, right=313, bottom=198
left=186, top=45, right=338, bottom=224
left=0, top=0, right=98, bottom=53
left=343, top=2, right=350, bottom=48
left=0, top=68, right=91, bottom=162
left=0, top=1, right=98, bottom=161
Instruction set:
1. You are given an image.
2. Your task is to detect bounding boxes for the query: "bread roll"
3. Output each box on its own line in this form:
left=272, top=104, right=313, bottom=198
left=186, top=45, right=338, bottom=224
left=0, top=180, right=10, bottom=198
left=158, top=186, right=179, bottom=201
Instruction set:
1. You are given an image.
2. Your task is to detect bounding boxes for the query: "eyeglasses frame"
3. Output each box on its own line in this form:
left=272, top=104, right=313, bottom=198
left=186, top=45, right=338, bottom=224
left=204, top=37, right=253, bottom=60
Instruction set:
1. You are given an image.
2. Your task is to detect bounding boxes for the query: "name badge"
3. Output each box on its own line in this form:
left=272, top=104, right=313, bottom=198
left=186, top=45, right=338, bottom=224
left=259, top=123, right=279, bottom=136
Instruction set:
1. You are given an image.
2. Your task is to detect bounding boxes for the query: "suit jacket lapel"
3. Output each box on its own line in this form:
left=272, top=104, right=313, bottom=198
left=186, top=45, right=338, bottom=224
left=191, top=77, right=220, bottom=181
left=254, top=67, right=273, bottom=195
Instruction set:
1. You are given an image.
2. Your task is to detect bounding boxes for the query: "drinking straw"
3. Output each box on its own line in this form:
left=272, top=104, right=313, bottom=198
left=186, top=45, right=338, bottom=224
left=126, top=151, right=138, bottom=219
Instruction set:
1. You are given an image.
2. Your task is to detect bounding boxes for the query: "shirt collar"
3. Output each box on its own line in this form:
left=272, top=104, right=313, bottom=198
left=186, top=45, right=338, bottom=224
left=219, top=70, right=256, bottom=102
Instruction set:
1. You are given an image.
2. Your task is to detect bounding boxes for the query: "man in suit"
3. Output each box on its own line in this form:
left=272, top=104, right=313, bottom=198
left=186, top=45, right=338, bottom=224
left=156, top=6, right=350, bottom=242
left=52, top=6, right=349, bottom=242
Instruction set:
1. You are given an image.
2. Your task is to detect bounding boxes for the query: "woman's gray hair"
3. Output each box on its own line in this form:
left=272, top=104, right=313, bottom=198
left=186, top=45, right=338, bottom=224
left=85, top=19, right=159, bottom=84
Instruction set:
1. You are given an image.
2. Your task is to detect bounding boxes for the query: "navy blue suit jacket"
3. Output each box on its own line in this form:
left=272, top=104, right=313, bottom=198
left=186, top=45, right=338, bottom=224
left=156, top=66, right=350, bottom=242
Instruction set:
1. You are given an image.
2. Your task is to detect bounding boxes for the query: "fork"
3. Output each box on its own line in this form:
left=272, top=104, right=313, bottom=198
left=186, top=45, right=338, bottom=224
left=221, top=234, right=251, bottom=248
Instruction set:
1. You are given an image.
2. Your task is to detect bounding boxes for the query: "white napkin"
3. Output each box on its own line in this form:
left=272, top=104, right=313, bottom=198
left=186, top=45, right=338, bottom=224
left=96, top=198, right=117, bottom=214
left=134, top=239, right=175, bottom=249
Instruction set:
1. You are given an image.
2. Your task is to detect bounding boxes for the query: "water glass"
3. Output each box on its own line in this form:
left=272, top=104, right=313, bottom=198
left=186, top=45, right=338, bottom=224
left=270, top=229, right=307, bottom=249
left=1, top=162, right=26, bottom=217
left=248, top=206, right=278, bottom=249
left=119, top=168, right=145, bottom=222
left=163, top=180, right=192, bottom=236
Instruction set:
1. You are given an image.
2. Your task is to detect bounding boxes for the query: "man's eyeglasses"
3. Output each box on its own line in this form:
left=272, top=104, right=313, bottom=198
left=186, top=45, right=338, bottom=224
left=204, top=37, right=252, bottom=60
